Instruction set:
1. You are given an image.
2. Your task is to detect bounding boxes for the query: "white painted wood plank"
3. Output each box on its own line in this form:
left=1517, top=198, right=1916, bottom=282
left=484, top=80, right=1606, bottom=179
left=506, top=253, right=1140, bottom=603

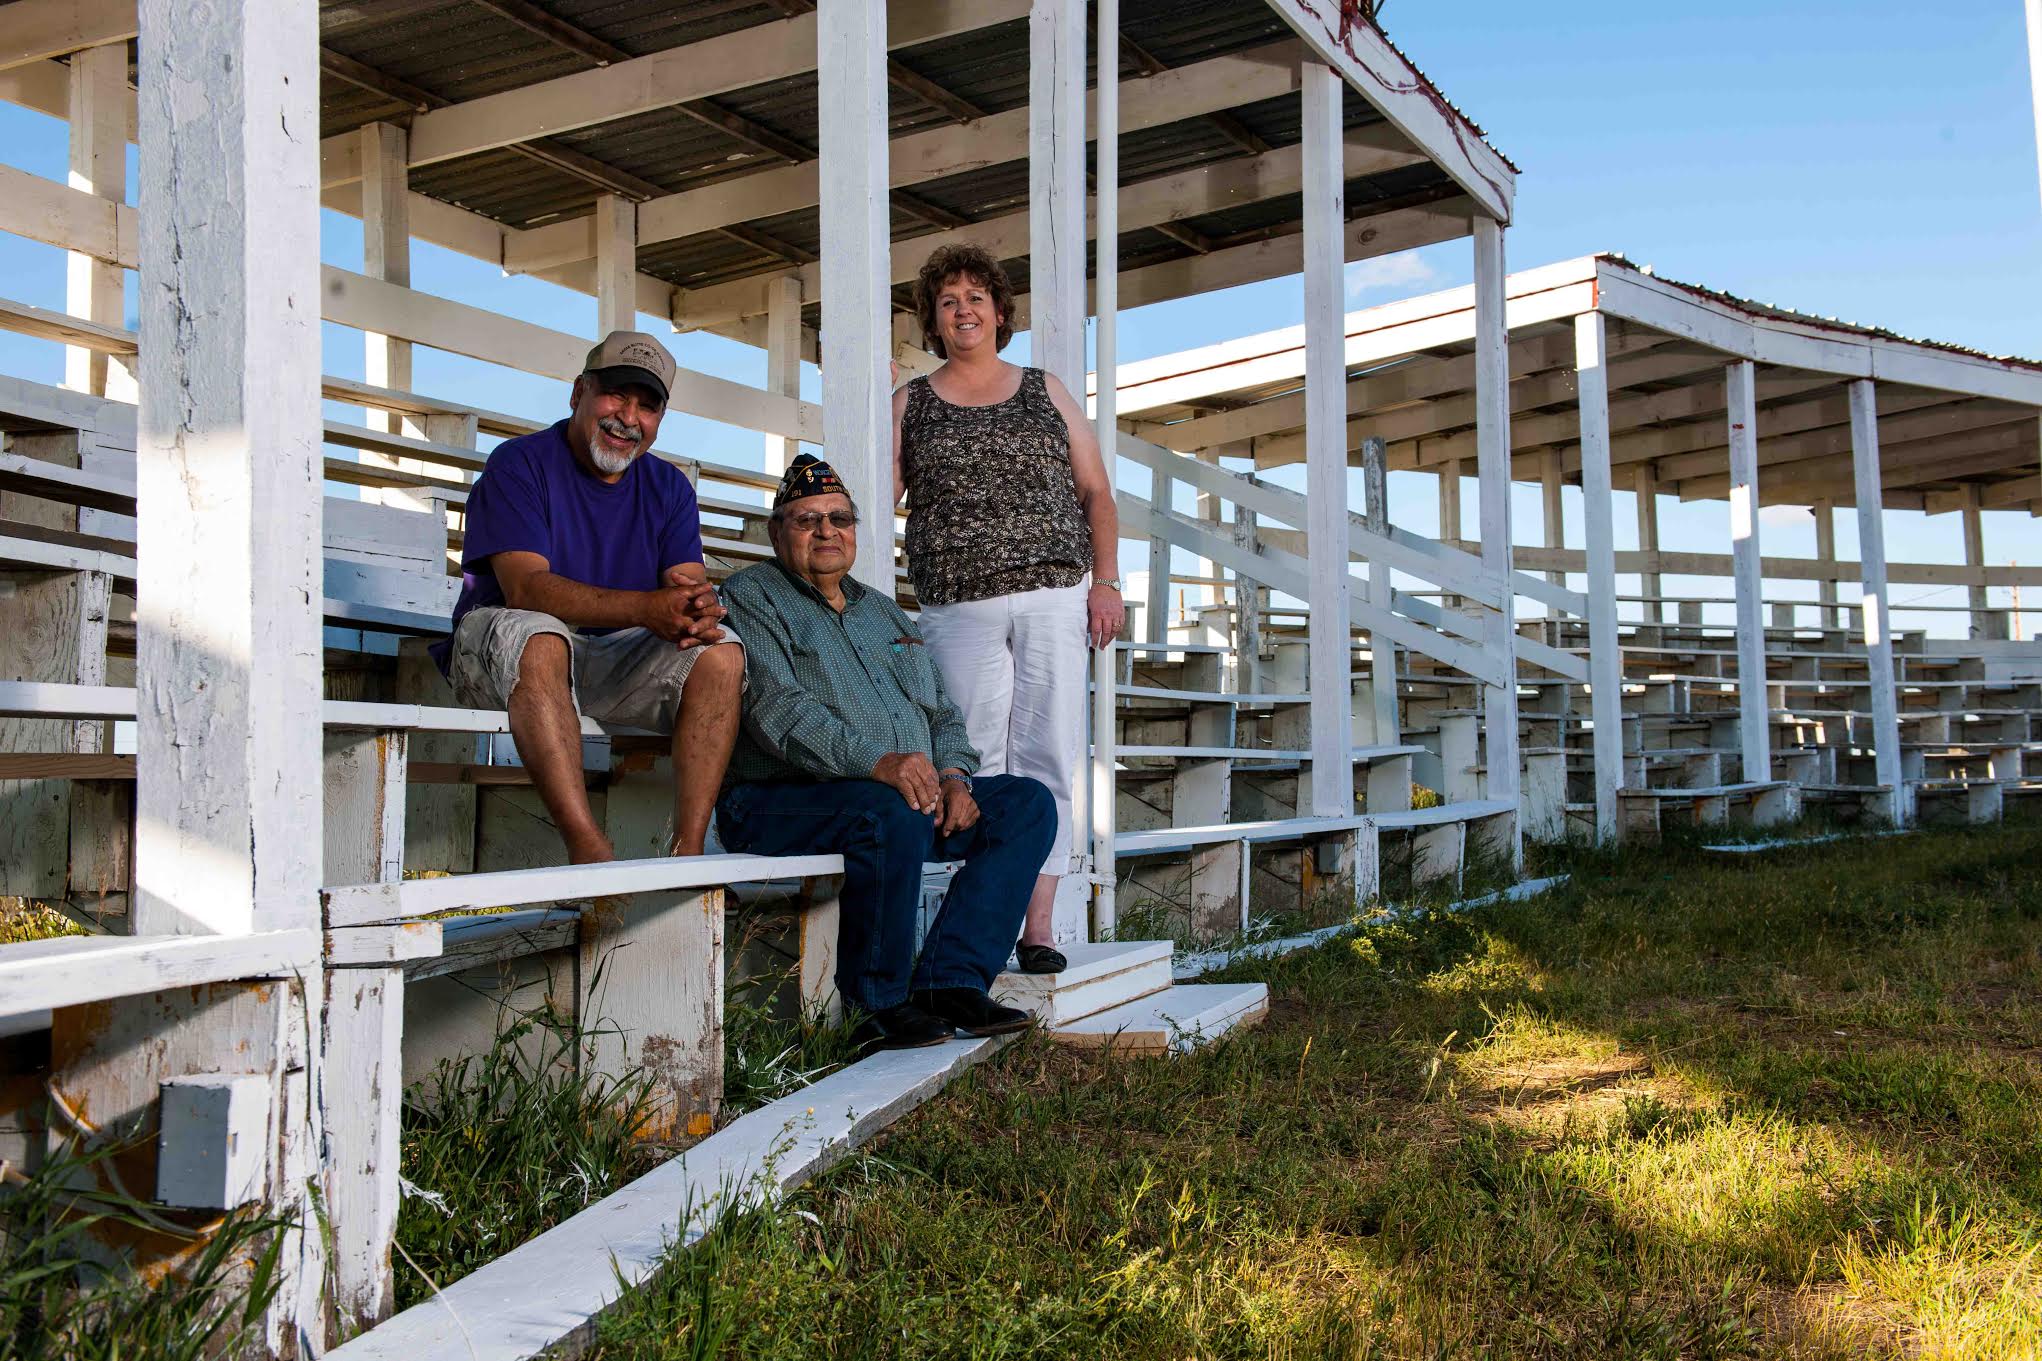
left=0, top=141, right=132, bottom=268
left=322, top=853, right=847, bottom=926
left=1575, top=312, right=1623, bottom=842
left=1850, top=379, right=1906, bottom=824
left=322, top=1037, right=1011, bottom=1361
left=1302, top=61, right=1353, bottom=818
left=762, top=274, right=802, bottom=477
left=319, top=266, right=821, bottom=443
left=1028, top=0, right=1087, bottom=391
left=0, top=929, right=319, bottom=1012
left=817, top=0, right=894, bottom=593
left=1088, top=0, right=1121, bottom=942
left=1261, top=0, right=1513, bottom=223
left=1360, top=435, right=1401, bottom=744
left=0, top=0, right=135, bottom=73
left=358, top=119, right=416, bottom=473
left=1051, top=980, right=1269, bottom=1053
left=135, top=0, right=323, bottom=938
left=1471, top=217, right=1521, bottom=852
left=1725, top=360, right=1771, bottom=785
left=593, top=195, right=637, bottom=336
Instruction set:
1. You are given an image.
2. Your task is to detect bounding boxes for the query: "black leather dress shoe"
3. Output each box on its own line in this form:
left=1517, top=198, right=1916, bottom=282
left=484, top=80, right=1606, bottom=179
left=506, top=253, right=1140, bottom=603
left=1014, top=942, right=1067, bottom=974
left=850, top=1002, right=954, bottom=1052
left=911, top=987, right=1035, bottom=1037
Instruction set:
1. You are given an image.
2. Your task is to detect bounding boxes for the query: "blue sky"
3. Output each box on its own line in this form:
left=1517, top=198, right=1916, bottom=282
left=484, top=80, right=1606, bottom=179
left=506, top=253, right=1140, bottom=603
left=1, top=2, right=2035, bottom=631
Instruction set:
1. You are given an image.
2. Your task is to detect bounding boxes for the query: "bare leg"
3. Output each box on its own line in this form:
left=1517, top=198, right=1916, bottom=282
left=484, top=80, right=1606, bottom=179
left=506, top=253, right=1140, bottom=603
left=507, top=633, right=612, bottom=864
left=669, top=640, right=744, bottom=856
left=1018, top=873, right=1058, bottom=948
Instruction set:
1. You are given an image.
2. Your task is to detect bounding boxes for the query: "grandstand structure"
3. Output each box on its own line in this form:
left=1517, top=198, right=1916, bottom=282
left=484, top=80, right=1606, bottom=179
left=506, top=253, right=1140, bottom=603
left=0, top=1, right=2035, bottom=1356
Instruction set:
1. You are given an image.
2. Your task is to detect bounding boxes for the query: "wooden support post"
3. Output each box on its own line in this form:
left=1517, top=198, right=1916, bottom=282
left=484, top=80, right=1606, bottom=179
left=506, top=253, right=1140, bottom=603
left=1360, top=435, right=1400, bottom=745
left=1028, top=0, right=1086, bottom=391
left=1850, top=379, right=1906, bottom=824
left=65, top=42, right=134, bottom=400
left=1145, top=465, right=1172, bottom=643
left=1575, top=311, right=1623, bottom=844
left=1635, top=463, right=1663, bottom=624
left=1809, top=496, right=1841, bottom=631
left=359, top=122, right=414, bottom=433
left=320, top=728, right=408, bottom=1339
left=763, top=273, right=803, bottom=477
left=1090, top=0, right=1120, bottom=943
left=1301, top=60, right=1352, bottom=818
left=1472, top=216, right=1520, bottom=862
left=1725, top=360, right=1770, bottom=786
left=135, top=0, right=326, bottom=1344
left=818, top=0, right=893, bottom=593
left=1540, top=447, right=1565, bottom=587
left=1959, top=484, right=2000, bottom=639
left=357, top=120, right=431, bottom=511
left=1439, top=459, right=1463, bottom=546
left=1232, top=498, right=1263, bottom=693
left=579, top=887, right=726, bottom=1137
left=594, top=194, right=638, bottom=335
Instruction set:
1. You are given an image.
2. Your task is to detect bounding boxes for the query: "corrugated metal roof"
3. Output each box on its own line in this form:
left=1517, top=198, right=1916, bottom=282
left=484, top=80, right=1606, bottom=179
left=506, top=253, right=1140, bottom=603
left=316, top=1, right=1493, bottom=301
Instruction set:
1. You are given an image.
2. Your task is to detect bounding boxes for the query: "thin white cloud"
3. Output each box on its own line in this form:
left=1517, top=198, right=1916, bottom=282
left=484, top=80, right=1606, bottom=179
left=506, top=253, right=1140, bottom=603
left=1345, top=252, right=1436, bottom=299
left=1758, top=505, right=1812, bottom=527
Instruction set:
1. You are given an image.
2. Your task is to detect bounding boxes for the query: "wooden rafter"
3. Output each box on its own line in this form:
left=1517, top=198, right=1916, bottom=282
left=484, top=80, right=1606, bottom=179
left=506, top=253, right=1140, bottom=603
left=320, top=44, right=666, bottom=204
left=1120, top=34, right=1271, bottom=156
left=758, top=0, right=989, bottom=126
left=464, top=0, right=969, bottom=235
left=463, top=0, right=815, bottom=166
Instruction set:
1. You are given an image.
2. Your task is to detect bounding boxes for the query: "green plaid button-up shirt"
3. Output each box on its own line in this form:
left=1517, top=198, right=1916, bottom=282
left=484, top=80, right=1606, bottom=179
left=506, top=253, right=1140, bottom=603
left=721, top=560, right=979, bottom=787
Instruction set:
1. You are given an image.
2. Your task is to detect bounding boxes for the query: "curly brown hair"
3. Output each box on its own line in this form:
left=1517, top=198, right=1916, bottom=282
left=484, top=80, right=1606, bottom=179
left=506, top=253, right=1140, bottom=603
left=913, top=244, right=1015, bottom=359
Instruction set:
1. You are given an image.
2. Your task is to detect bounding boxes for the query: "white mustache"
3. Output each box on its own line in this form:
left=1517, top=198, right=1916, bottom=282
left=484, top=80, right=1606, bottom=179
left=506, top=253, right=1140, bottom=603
left=597, top=417, right=641, bottom=444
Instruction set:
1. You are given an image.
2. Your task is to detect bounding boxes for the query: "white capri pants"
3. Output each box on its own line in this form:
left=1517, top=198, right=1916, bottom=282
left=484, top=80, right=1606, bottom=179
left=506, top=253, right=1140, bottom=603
left=918, top=580, right=1087, bottom=879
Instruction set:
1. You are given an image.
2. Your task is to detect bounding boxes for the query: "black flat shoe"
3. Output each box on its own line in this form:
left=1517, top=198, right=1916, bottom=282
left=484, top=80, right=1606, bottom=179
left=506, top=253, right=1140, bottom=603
left=849, top=1002, right=954, bottom=1052
left=911, top=987, right=1035, bottom=1037
left=1013, top=942, right=1067, bottom=975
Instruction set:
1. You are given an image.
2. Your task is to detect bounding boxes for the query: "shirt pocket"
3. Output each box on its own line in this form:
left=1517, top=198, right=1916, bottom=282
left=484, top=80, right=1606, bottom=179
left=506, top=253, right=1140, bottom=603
left=887, top=640, right=942, bottom=709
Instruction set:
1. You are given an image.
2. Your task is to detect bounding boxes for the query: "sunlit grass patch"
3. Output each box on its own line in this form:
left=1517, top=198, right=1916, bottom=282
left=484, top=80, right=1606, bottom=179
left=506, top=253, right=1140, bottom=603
left=583, top=818, right=2042, bottom=1359
left=0, top=901, right=86, bottom=944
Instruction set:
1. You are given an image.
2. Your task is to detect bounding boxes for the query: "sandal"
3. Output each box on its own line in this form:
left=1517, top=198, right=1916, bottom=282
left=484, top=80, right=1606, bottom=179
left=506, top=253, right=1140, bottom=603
left=1014, top=942, right=1067, bottom=975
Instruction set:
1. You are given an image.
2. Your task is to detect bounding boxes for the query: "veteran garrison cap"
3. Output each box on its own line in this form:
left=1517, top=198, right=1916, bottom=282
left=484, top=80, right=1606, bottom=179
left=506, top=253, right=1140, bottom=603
left=774, top=452, right=851, bottom=509
left=582, top=330, right=676, bottom=405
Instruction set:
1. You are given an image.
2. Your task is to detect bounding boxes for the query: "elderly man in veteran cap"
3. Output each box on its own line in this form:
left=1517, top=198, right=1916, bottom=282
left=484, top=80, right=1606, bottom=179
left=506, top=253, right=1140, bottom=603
left=717, top=454, right=1053, bottom=1051
left=431, top=330, right=743, bottom=864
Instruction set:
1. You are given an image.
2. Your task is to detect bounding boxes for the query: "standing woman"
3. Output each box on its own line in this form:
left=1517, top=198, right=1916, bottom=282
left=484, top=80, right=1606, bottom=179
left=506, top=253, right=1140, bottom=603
left=892, top=243, right=1123, bottom=974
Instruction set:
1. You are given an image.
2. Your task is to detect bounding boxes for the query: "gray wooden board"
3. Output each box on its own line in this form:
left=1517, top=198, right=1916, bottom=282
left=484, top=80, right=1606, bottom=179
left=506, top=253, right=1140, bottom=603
left=329, top=1034, right=1013, bottom=1361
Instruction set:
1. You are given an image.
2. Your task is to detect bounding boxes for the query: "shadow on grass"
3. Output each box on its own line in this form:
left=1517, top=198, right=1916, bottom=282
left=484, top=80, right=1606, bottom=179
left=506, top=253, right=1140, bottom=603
left=582, top=816, right=2042, bottom=1359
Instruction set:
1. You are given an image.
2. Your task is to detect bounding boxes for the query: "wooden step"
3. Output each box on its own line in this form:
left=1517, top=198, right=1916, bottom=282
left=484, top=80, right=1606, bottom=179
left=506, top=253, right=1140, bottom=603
left=992, top=940, right=1172, bottom=1025
left=1051, top=981, right=1269, bottom=1056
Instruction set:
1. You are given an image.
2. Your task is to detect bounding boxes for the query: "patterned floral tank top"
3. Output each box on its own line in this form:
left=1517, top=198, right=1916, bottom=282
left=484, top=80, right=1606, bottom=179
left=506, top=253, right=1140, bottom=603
left=899, top=366, right=1093, bottom=606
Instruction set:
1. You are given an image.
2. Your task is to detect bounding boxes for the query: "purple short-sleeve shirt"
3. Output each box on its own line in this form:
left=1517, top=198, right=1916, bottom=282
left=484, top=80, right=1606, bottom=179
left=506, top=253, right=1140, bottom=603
left=429, top=420, right=704, bottom=672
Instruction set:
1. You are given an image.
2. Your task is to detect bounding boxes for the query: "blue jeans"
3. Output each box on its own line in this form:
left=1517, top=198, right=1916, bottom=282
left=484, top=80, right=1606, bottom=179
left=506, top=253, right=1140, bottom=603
left=716, top=774, right=1056, bottom=1015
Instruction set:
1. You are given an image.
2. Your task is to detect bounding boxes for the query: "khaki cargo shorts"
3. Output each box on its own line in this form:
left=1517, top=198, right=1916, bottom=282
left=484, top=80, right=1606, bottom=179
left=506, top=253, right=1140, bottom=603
left=447, top=606, right=742, bottom=733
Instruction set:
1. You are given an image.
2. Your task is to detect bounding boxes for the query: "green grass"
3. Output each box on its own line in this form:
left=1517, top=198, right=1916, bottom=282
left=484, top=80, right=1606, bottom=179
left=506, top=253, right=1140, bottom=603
left=0, top=1137, right=285, bottom=1361
left=0, top=902, right=86, bottom=945
left=587, top=817, right=2042, bottom=1360
left=392, top=959, right=863, bottom=1311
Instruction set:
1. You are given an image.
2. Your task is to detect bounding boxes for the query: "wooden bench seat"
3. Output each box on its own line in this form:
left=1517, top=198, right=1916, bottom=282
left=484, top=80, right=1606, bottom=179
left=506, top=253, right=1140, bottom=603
left=1618, top=780, right=1799, bottom=841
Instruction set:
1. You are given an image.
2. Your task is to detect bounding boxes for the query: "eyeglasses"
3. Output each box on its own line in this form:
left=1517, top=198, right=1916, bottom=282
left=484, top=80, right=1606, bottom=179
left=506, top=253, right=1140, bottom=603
left=781, top=510, right=859, bottom=533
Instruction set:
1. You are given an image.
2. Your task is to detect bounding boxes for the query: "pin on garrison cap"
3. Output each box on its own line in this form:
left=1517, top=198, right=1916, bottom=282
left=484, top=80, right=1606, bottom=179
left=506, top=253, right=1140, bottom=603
left=774, top=452, right=851, bottom=509
left=583, top=330, right=676, bottom=405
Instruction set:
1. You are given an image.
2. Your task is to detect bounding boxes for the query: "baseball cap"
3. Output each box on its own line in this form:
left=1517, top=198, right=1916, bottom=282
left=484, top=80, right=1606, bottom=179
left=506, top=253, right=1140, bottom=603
left=582, top=330, right=676, bottom=405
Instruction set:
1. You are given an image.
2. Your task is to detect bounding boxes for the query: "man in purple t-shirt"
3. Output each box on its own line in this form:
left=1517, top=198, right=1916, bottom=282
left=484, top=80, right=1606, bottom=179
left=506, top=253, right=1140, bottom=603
left=439, top=331, right=741, bottom=863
